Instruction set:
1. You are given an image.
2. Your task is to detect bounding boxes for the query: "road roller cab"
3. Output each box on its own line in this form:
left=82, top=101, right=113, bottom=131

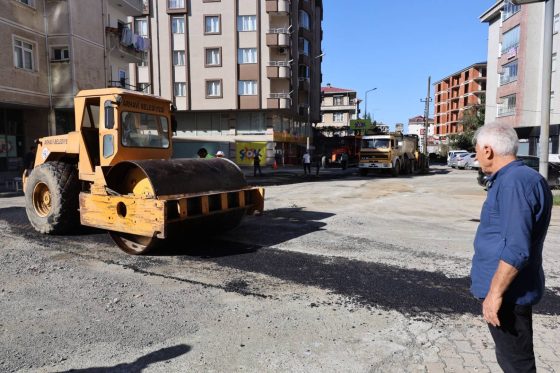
left=24, top=88, right=264, bottom=254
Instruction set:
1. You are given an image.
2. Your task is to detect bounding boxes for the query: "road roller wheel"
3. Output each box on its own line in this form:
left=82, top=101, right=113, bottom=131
left=25, top=161, right=80, bottom=234
left=109, top=231, right=159, bottom=255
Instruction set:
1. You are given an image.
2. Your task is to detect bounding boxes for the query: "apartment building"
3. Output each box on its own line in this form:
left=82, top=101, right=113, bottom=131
left=407, top=115, right=434, bottom=154
left=316, top=84, right=358, bottom=136
left=0, top=0, right=145, bottom=175
left=481, top=0, right=560, bottom=156
left=433, top=62, right=487, bottom=138
left=131, top=0, right=323, bottom=165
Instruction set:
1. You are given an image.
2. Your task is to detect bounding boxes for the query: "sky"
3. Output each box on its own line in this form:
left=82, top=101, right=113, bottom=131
left=321, top=0, right=493, bottom=130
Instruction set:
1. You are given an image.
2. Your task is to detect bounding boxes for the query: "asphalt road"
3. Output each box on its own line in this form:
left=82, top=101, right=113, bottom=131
left=1, top=166, right=559, bottom=372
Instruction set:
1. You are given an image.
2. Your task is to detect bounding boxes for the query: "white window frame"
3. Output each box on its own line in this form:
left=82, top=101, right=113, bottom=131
left=206, top=80, right=222, bottom=98
left=173, top=50, right=186, bottom=66
left=500, top=60, right=518, bottom=85
left=51, top=46, right=69, bottom=62
left=13, top=37, right=35, bottom=71
left=553, top=52, right=557, bottom=72
left=555, top=14, right=560, bottom=34
left=334, top=112, right=344, bottom=122
left=498, top=94, right=516, bottom=117
left=135, top=18, right=149, bottom=37
left=205, top=48, right=221, bottom=66
left=174, top=82, right=186, bottom=97
left=168, top=0, right=184, bottom=9
left=237, top=15, right=257, bottom=32
left=501, top=25, right=520, bottom=54
left=238, top=80, right=258, bottom=96
left=238, top=48, right=257, bottom=64
left=205, top=16, right=221, bottom=34
left=171, top=16, right=185, bottom=34
left=501, top=1, right=520, bottom=22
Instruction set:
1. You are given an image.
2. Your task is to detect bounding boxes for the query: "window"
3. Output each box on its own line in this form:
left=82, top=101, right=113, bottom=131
left=553, top=52, right=557, bottom=72
left=501, top=25, right=520, bottom=54
left=299, top=10, right=310, bottom=30
left=555, top=14, right=560, bottom=34
left=205, top=15, right=221, bottom=34
left=298, top=64, right=309, bottom=78
left=13, top=38, right=34, bottom=71
left=51, top=47, right=69, bottom=61
left=173, top=50, right=185, bottom=65
left=238, top=48, right=257, bottom=64
left=334, top=112, right=344, bottom=122
left=118, top=70, right=127, bottom=87
left=168, top=0, right=184, bottom=9
left=498, top=94, right=516, bottom=117
left=171, top=16, right=185, bottom=34
left=206, top=80, right=222, bottom=98
left=333, top=96, right=343, bottom=106
left=17, top=0, right=34, bottom=7
left=135, top=18, right=148, bottom=37
left=174, top=82, right=186, bottom=96
left=238, top=15, right=256, bottom=31
left=205, top=48, right=221, bottom=66
left=238, top=80, right=257, bottom=96
left=501, top=1, right=520, bottom=22
left=121, top=111, right=170, bottom=149
left=138, top=83, right=150, bottom=93
left=299, top=37, right=310, bottom=56
left=500, top=60, right=518, bottom=85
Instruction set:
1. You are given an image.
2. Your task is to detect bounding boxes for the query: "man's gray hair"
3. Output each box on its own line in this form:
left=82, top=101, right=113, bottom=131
left=474, top=122, right=518, bottom=156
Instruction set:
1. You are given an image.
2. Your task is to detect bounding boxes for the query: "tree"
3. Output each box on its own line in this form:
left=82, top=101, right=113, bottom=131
left=449, top=94, right=485, bottom=151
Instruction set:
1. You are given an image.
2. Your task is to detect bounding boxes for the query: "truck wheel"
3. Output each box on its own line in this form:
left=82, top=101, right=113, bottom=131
left=359, top=169, right=368, bottom=176
left=391, top=161, right=400, bottom=177
left=25, top=161, right=80, bottom=234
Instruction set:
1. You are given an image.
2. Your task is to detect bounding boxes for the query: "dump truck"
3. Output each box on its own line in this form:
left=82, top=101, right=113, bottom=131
left=358, top=133, right=427, bottom=176
left=23, top=88, right=264, bottom=254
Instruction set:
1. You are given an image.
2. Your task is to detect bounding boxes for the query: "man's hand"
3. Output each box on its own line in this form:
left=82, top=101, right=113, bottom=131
left=483, top=292, right=503, bottom=327
left=483, top=260, right=519, bottom=327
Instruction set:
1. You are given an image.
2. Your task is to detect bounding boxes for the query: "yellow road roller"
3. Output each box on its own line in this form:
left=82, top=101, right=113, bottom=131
left=23, top=88, right=264, bottom=254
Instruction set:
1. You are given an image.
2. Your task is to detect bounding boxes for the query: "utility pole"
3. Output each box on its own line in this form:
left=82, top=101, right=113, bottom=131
left=420, top=76, right=432, bottom=156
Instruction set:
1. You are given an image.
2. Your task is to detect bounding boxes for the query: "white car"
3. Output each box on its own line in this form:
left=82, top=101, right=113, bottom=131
left=447, top=150, right=468, bottom=167
left=457, top=153, right=476, bottom=169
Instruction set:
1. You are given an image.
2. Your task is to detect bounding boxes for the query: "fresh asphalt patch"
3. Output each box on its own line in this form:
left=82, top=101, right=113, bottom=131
left=2, top=206, right=559, bottom=318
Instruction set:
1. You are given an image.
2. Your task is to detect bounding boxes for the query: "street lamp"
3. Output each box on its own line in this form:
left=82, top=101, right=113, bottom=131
left=364, top=88, right=377, bottom=120
left=512, top=0, right=552, bottom=178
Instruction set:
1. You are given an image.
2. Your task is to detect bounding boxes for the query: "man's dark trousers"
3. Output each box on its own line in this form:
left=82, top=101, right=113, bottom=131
left=488, top=303, right=536, bottom=373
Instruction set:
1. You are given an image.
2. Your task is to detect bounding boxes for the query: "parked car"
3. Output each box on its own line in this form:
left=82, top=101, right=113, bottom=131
left=451, top=152, right=472, bottom=169
left=447, top=150, right=468, bottom=167
left=477, top=155, right=560, bottom=188
left=457, top=153, right=477, bottom=169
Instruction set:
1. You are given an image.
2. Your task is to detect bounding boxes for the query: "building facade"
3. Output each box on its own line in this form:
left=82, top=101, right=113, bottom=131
left=433, top=62, right=487, bottom=137
left=407, top=115, right=435, bottom=154
left=132, top=0, right=323, bottom=165
left=0, top=0, right=145, bottom=175
left=481, top=0, right=560, bottom=156
left=316, top=84, right=358, bottom=136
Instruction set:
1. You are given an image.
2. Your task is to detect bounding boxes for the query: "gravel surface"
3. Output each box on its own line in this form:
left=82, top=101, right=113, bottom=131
left=1, top=166, right=559, bottom=372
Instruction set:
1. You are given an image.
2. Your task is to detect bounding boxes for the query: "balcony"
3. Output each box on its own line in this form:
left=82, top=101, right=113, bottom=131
left=268, top=93, right=291, bottom=109
left=266, top=28, right=290, bottom=47
left=267, top=61, right=291, bottom=79
left=111, top=0, right=143, bottom=15
left=266, top=0, right=290, bottom=14
left=105, top=26, right=148, bottom=59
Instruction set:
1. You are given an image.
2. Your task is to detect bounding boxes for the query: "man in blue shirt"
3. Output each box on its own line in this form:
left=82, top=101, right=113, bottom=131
left=471, top=122, right=552, bottom=372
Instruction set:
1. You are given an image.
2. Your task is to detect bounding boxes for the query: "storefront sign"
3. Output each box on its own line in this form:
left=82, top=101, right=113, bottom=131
left=236, top=141, right=267, bottom=166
